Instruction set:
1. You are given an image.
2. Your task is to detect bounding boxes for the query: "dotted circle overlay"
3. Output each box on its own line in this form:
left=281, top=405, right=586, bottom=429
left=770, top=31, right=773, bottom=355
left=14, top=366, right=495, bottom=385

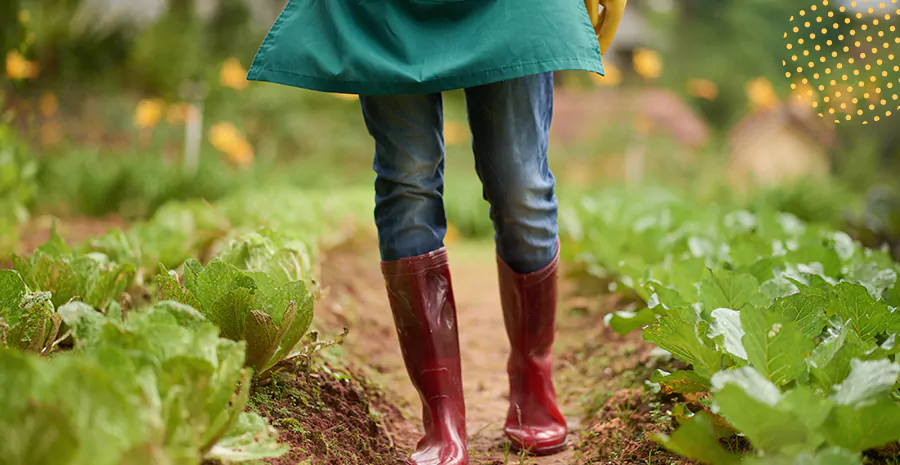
left=783, top=0, right=900, bottom=124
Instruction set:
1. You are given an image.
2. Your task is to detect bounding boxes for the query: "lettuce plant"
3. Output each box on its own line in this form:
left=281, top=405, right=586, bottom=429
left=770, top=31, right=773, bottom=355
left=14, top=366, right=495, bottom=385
left=0, top=270, right=60, bottom=354
left=12, top=230, right=134, bottom=310
left=216, top=229, right=317, bottom=289
left=568, top=189, right=900, bottom=463
left=157, top=257, right=315, bottom=377
left=0, top=302, right=286, bottom=465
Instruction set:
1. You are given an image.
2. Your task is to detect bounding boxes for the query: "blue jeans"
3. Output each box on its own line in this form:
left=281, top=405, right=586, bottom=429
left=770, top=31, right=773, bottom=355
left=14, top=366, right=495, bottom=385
left=360, top=73, right=558, bottom=274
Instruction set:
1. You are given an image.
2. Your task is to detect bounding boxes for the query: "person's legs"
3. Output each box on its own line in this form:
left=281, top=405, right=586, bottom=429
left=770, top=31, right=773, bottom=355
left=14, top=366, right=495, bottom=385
left=362, top=93, right=448, bottom=261
left=464, top=73, right=558, bottom=273
left=464, top=73, right=567, bottom=455
left=361, top=93, right=468, bottom=465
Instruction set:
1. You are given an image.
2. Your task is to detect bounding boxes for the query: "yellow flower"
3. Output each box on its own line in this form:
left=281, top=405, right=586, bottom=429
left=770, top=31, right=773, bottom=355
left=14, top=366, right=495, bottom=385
left=39, top=92, right=58, bottom=118
left=687, top=78, right=719, bottom=100
left=134, top=99, right=165, bottom=129
left=5, top=50, right=39, bottom=80
left=18, top=10, right=30, bottom=24
left=632, top=48, right=663, bottom=80
left=746, top=77, right=779, bottom=111
left=444, top=121, right=469, bottom=146
left=220, top=58, right=248, bottom=91
left=591, top=64, right=623, bottom=86
left=209, top=122, right=254, bottom=167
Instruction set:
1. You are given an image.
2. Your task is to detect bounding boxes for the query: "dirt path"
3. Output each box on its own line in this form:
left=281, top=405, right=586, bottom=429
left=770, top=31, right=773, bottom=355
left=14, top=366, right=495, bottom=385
left=320, top=240, right=582, bottom=464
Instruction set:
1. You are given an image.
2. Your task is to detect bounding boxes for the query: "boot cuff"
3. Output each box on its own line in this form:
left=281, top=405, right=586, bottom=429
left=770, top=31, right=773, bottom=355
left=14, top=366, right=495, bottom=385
left=497, top=244, right=560, bottom=285
left=381, top=247, right=450, bottom=276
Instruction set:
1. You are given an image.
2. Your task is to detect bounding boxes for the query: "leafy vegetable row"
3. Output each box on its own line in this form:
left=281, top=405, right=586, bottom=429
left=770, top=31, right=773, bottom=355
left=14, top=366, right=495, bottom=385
left=563, top=188, right=900, bottom=464
left=0, top=187, right=374, bottom=464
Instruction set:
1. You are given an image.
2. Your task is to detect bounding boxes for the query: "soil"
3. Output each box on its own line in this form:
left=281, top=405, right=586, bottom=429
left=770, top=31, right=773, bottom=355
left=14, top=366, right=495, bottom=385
left=249, top=362, right=409, bottom=465
left=555, top=290, right=693, bottom=465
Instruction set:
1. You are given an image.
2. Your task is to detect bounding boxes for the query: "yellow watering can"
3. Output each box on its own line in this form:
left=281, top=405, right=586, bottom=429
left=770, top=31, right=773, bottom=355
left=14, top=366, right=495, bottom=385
left=584, top=0, right=627, bottom=55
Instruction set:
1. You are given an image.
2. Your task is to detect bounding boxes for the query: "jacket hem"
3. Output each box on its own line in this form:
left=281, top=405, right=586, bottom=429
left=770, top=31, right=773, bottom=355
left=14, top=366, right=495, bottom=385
left=246, top=57, right=604, bottom=95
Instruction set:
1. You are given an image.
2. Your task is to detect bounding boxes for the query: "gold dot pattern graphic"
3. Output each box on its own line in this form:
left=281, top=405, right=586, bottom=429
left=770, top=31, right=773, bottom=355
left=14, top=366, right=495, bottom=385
left=783, top=0, right=900, bottom=124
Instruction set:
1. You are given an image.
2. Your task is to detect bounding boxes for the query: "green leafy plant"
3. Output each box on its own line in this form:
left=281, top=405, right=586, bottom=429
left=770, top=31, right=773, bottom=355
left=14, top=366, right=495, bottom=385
left=567, top=188, right=900, bottom=463
left=157, top=256, right=315, bottom=378
left=216, top=228, right=318, bottom=290
left=0, top=269, right=60, bottom=354
left=0, top=302, right=286, bottom=465
left=11, top=229, right=134, bottom=310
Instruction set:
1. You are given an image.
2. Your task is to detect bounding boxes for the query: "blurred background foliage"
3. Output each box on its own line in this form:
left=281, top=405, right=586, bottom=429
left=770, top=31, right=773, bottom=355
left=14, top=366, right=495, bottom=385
left=2, top=0, right=900, bottom=257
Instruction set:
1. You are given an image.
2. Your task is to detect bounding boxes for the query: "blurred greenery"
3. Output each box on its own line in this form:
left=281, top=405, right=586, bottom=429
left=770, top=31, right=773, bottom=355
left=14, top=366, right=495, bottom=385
left=656, top=0, right=900, bottom=185
left=0, top=0, right=899, bottom=248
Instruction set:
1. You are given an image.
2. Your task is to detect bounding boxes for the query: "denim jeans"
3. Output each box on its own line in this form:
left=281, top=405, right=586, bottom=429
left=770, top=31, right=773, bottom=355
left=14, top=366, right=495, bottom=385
left=360, top=72, right=558, bottom=274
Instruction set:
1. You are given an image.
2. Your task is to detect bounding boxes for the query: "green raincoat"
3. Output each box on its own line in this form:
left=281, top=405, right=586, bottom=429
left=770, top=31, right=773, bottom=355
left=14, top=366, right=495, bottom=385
left=247, top=0, right=604, bottom=95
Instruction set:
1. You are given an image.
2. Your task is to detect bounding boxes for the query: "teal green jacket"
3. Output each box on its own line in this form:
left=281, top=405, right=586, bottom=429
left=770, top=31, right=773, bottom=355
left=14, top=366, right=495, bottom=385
left=247, top=0, right=604, bottom=95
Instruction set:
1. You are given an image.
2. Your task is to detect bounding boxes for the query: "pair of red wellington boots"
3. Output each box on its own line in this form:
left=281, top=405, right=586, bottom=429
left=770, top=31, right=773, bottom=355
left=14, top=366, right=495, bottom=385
left=382, top=247, right=566, bottom=465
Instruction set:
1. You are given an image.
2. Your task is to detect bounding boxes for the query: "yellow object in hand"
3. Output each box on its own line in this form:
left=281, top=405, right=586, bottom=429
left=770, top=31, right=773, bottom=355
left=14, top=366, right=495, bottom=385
left=584, top=0, right=628, bottom=55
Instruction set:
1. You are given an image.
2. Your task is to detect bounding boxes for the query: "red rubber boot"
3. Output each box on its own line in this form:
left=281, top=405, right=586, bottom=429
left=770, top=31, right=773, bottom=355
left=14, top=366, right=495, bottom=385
left=382, top=248, right=469, bottom=465
left=498, top=249, right=568, bottom=455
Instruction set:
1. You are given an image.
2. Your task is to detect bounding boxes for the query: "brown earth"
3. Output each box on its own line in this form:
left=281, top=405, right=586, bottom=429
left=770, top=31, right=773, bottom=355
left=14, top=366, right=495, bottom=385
left=556, top=291, right=692, bottom=465
left=250, top=362, right=409, bottom=465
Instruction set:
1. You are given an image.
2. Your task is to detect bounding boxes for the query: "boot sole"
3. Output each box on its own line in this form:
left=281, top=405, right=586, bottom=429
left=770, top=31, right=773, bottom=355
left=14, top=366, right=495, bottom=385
left=507, top=436, right=568, bottom=456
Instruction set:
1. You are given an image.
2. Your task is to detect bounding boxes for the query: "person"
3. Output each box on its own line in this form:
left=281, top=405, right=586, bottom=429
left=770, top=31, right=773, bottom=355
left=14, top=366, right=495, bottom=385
left=247, top=2, right=624, bottom=464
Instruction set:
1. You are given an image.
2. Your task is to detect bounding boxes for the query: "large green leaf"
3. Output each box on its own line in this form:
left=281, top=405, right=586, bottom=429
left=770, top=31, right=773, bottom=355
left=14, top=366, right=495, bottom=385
left=605, top=307, right=657, bottom=335
left=808, top=327, right=865, bottom=394
left=711, top=368, right=817, bottom=454
left=0, top=269, right=27, bottom=313
left=206, top=412, right=289, bottom=462
left=217, top=230, right=315, bottom=286
left=644, top=306, right=722, bottom=378
left=700, top=269, right=769, bottom=316
left=784, top=245, right=842, bottom=279
left=157, top=270, right=202, bottom=310
left=159, top=259, right=315, bottom=377
left=207, top=288, right=253, bottom=342
left=817, top=360, right=900, bottom=452
left=183, top=259, right=257, bottom=312
left=759, top=277, right=800, bottom=301
left=830, top=359, right=899, bottom=406
left=650, top=257, right=709, bottom=303
left=845, top=262, right=897, bottom=301
left=822, top=397, right=900, bottom=452
left=656, top=412, right=741, bottom=465
left=264, top=290, right=315, bottom=374
left=771, top=285, right=829, bottom=339
left=729, top=235, right=774, bottom=270
left=646, top=280, right=689, bottom=310
left=830, top=282, right=891, bottom=342
left=741, top=307, right=815, bottom=386
left=709, top=307, right=748, bottom=361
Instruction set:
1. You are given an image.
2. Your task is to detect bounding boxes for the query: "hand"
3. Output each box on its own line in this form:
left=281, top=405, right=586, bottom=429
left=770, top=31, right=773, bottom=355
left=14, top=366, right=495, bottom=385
left=584, top=0, right=627, bottom=55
